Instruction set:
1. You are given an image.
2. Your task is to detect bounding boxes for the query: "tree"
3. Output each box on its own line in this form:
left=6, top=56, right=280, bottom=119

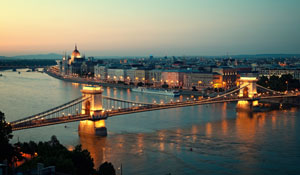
left=257, top=76, right=268, bottom=87
left=137, top=82, right=144, bottom=86
left=0, top=111, right=15, bottom=164
left=19, top=138, right=95, bottom=175
left=257, top=74, right=300, bottom=91
left=192, top=86, right=198, bottom=91
left=72, top=145, right=95, bottom=175
left=98, top=162, right=116, bottom=175
left=162, top=82, right=169, bottom=89
left=269, top=75, right=281, bottom=90
left=49, top=135, right=60, bottom=146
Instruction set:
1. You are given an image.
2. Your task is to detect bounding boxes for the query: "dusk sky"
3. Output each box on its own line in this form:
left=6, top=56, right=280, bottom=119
left=1, top=0, right=299, bottom=56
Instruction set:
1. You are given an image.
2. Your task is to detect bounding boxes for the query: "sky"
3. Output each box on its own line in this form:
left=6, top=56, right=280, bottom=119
left=0, top=0, right=300, bottom=56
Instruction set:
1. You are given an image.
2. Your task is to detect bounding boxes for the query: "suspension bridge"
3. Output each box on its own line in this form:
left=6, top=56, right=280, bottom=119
left=10, top=77, right=300, bottom=136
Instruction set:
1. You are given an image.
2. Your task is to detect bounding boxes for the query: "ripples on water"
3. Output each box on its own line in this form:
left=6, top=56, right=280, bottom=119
left=0, top=70, right=300, bottom=175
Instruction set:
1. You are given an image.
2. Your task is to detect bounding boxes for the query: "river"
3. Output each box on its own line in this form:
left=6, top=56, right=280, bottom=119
left=0, top=69, right=300, bottom=175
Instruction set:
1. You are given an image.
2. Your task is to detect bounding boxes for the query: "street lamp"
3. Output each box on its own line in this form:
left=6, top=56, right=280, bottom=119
left=223, top=82, right=226, bottom=89
left=198, top=81, right=202, bottom=89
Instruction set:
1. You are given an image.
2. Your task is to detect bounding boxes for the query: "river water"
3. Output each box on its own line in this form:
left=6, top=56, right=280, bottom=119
left=0, top=70, right=300, bottom=175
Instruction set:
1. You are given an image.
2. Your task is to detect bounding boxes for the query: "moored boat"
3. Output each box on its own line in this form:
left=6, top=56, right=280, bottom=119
left=131, top=87, right=180, bottom=97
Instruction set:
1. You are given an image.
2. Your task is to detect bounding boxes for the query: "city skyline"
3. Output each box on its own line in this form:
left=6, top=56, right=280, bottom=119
left=1, top=0, right=300, bottom=56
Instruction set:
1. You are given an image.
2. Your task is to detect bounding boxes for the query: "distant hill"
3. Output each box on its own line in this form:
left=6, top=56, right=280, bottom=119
left=12, top=53, right=62, bottom=60
left=0, top=53, right=62, bottom=60
left=228, top=54, right=300, bottom=59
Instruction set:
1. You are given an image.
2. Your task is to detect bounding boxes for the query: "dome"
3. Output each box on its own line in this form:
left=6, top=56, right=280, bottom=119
left=71, top=45, right=81, bottom=57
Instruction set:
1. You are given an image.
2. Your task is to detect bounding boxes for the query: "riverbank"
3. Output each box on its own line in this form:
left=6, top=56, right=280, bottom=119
left=45, top=69, right=205, bottom=96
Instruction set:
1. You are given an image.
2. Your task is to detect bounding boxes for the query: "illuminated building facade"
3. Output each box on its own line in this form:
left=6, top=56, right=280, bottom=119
left=57, top=45, right=96, bottom=77
left=183, top=72, right=222, bottom=90
left=212, top=67, right=237, bottom=89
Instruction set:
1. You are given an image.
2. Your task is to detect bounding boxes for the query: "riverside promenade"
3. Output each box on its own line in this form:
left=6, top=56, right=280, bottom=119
left=45, top=68, right=205, bottom=96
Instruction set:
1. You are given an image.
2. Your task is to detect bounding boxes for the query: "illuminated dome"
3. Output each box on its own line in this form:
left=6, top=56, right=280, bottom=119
left=71, top=45, right=81, bottom=58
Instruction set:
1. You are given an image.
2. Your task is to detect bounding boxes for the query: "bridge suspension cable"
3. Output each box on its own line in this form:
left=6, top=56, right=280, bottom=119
left=201, top=84, right=249, bottom=102
left=11, top=96, right=90, bottom=125
left=256, top=84, right=279, bottom=93
left=102, top=96, right=153, bottom=105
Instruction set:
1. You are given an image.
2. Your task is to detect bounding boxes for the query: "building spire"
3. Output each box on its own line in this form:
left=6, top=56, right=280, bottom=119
left=75, top=43, right=77, bottom=50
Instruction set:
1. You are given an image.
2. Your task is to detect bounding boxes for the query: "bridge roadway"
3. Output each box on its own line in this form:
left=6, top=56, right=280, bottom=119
left=12, top=93, right=299, bottom=131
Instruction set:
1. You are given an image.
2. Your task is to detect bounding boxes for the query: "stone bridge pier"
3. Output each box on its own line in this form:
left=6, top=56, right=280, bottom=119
left=79, top=86, right=107, bottom=136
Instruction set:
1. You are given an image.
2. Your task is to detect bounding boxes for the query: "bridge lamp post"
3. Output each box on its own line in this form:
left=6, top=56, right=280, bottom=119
left=286, top=81, right=289, bottom=92
left=76, top=109, right=78, bottom=114
left=118, top=163, right=123, bottom=175
left=153, top=100, right=157, bottom=104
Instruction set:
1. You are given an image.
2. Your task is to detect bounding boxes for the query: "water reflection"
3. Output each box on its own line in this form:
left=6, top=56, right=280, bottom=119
left=206, top=122, right=212, bottom=137
left=236, top=112, right=257, bottom=143
left=191, top=125, right=197, bottom=142
left=71, top=108, right=300, bottom=175
left=2, top=71, right=300, bottom=175
left=137, top=133, right=144, bottom=154
left=221, top=120, right=228, bottom=135
left=79, top=134, right=108, bottom=167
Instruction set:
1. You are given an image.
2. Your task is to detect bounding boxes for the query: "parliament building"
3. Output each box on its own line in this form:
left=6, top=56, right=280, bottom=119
left=57, top=45, right=96, bottom=77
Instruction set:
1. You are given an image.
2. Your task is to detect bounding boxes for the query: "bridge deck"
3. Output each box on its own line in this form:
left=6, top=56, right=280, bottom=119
left=12, top=93, right=299, bottom=131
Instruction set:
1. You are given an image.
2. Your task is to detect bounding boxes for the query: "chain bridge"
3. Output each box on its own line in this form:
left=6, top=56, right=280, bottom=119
left=10, top=77, right=300, bottom=136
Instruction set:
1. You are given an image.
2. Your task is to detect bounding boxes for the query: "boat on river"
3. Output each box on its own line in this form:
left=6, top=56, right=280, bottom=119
left=131, top=87, right=180, bottom=97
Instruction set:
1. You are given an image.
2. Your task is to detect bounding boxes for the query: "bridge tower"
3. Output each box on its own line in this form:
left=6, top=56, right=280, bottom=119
left=79, top=86, right=107, bottom=136
left=238, top=77, right=258, bottom=98
left=237, top=77, right=259, bottom=112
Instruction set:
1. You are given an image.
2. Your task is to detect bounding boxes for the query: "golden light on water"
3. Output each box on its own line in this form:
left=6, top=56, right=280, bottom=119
left=222, top=120, right=228, bottom=135
left=191, top=125, right=198, bottom=142
left=236, top=112, right=256, bottom=142
left=206, top=122, right=212, bottom=137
